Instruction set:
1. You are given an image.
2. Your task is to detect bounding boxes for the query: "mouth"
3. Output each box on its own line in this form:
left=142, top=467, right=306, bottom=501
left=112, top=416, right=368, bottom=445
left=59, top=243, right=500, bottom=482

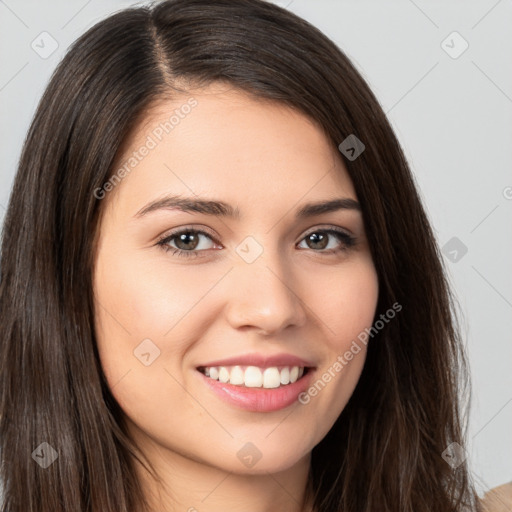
left=196, top=365, right=311, bottom=389
left=195, top=352, right=317, bottom=412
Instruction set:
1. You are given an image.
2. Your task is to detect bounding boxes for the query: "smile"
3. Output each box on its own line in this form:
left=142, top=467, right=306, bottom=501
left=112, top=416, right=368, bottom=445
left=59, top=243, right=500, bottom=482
left=197, top=365, right=308, bottom=389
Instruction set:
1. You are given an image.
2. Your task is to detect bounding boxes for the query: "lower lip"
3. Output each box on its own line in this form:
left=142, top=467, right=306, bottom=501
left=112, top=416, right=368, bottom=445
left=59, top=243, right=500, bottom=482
left=197, top=369, right=315, bottom=412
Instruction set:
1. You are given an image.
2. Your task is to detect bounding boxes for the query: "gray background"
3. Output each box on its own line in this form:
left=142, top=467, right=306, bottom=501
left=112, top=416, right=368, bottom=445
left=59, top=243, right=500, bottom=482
left=0, top=0, right=511, bottom=496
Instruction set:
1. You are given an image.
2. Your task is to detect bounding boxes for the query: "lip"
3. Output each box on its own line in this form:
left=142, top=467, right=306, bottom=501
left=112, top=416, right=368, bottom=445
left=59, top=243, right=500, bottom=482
left=197, top=352, right=316, bottom=369
left=196, top=367, right=315, bottom=412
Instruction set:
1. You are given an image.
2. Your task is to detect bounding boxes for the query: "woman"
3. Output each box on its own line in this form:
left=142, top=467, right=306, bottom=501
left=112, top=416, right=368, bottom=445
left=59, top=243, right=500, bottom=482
left=0, top=0, right=488, bottom=510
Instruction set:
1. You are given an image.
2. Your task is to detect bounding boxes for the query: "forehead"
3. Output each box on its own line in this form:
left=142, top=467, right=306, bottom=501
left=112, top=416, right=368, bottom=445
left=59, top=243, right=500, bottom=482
left=104, top=83, right=356, bottom=219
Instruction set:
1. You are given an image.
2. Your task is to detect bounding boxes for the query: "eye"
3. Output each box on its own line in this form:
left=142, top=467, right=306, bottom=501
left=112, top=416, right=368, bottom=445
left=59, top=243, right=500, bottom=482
left=156, top=226, right=357, bottom=259
left=156, top=228, right=219, bottom=258
left=297, top=227, right=357, bottom=254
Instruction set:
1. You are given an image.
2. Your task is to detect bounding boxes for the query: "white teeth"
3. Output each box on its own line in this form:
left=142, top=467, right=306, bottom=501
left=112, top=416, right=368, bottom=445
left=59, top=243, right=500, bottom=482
left=229, top=365, right=244, bottom=385
left=263, top=367, right=281, bottom=389
left=200, top=365, right=306, bottom=388
left=218, top=367, right=230, bottom=383
left=244, top=366, right=263, bottom=387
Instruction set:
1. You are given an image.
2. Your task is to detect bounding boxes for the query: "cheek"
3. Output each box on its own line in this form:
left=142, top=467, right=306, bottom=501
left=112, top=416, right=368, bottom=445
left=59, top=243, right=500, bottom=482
left=98, top=245, right=233, bottom=331
left=93, top=242, right=209, bottom=351
left=298, top=257, right=378, bottom=423
left=318, top=256, right=379, bottom=350
left=92, top=243, right=227, bottom=408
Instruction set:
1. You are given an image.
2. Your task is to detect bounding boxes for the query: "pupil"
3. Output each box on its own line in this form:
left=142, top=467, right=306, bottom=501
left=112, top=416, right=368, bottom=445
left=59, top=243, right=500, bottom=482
left=309, top=233, right=327, bottom=250
left=177, top=232, right=198, bottom=250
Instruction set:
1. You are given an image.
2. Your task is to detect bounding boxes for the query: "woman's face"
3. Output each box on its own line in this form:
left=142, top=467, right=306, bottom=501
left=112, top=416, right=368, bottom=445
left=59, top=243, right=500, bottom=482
left=93, top=83, right=379, bottom=475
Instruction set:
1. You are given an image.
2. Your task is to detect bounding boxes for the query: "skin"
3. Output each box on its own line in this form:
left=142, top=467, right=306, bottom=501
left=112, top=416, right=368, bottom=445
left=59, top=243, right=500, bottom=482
left=481, top=482, right=512, bottom=512
left=92, top=82, right=379, bottom=512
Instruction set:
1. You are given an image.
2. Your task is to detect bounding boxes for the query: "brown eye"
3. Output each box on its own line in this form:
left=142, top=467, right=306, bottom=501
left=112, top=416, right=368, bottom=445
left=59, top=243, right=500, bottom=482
left=174, top=231, right=201, bottom=250
left=298, top=228, right=356, bottom=254
left=305, top=232, right=329, bottom=250
left=157, top=228, right=219, bottom=258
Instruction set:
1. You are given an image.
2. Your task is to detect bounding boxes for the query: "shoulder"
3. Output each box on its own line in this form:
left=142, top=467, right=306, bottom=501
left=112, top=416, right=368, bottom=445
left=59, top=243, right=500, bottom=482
left=480, top=481, right=512, bottom=512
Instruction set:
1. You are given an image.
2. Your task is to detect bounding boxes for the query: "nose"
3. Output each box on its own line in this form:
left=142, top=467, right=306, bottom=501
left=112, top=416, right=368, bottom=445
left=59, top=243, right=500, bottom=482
left=224, top=251, right=307, bottom=335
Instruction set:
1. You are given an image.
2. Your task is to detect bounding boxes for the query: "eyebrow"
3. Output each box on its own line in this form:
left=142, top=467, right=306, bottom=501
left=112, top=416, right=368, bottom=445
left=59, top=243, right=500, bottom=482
left=134, top=195, right=361, bottom=220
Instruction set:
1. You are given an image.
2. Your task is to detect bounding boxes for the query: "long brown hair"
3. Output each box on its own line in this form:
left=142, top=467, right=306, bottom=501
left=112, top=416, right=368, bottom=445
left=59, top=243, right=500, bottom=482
left=0, top=1, right=480, bottom=510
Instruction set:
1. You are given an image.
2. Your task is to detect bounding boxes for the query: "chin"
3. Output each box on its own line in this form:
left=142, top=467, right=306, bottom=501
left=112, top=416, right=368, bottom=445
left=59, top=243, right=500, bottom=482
left=210, top=437, right=313, bottom=476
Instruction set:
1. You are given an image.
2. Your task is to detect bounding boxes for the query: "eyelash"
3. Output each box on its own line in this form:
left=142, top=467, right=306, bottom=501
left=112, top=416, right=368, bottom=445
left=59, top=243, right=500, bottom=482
left=156, top=226, right=357, bottom=259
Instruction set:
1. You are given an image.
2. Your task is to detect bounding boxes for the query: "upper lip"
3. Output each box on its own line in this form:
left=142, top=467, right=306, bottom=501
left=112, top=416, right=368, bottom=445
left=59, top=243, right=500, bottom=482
left=197, top=353, right=316, bottom=369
